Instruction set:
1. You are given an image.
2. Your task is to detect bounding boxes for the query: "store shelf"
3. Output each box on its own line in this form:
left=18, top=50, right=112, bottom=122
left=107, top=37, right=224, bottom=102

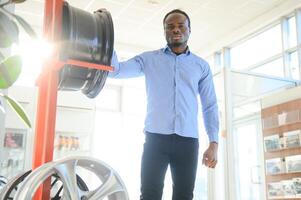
left=263, top=122, right=301, bottom=136
left=265, top=147, right=301, bottom=159
left=262, top=98, right=301, bottom=199
left=266, top=172, right=301, bottom=182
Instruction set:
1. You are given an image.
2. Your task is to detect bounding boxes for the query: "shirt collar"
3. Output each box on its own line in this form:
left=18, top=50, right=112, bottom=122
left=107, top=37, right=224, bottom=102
left=163, top=45, right=191, bottom=56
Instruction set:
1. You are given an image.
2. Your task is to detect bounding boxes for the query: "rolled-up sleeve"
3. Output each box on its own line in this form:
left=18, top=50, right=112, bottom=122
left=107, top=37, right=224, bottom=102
left=109, top=51, right=145, bottom=78
left=198, top=62, right=219, bottom=143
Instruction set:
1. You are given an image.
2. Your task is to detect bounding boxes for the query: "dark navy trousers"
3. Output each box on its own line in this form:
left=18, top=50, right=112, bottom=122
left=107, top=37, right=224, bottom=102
left=140, top=132, right=199, bottom=200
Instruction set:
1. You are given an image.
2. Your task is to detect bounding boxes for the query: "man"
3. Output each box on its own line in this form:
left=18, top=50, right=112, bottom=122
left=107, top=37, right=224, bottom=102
left=109, top=9, right=219, bottom=200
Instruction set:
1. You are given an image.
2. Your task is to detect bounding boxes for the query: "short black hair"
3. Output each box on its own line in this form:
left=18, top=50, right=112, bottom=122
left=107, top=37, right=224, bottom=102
left=163, top=9, right=191, bottom=29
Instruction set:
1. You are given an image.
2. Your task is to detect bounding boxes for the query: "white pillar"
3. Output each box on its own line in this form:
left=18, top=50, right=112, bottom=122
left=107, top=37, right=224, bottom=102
left=221, top=47, right=238, bottom=200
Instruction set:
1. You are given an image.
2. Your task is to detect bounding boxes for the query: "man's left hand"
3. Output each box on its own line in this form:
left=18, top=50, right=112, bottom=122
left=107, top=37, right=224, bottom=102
left=202, top=142, right=218, bottom=168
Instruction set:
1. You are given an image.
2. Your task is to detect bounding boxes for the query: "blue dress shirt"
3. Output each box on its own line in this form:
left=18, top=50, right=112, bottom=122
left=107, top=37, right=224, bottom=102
left=109, top=46, right=219, bottom=142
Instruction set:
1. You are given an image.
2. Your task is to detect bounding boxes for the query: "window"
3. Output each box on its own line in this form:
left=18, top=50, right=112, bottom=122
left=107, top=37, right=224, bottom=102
left=288, top=16, right=297, bottom=48
left=234, top=121, right=265, bottom=200
left=234, top=101, right=261, bottom=120
left=206, top=52, right=223, bottom=74
left=231, top=25, right=282, bottom=69
left=250, top=58, right=284, bottom=77
left=289, top=51, right=300, bottom=80
left=96, top=86, right=121, bottom=111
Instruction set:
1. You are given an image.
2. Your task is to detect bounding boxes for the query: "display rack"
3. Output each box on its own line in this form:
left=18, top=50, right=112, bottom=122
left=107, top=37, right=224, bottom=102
left=0, top=86, right=96, bottom=180
left=0, top=128, right=26, bottom=179
left=262, top=98, right=301, bottom=200
left=32, top=0, right=113, bottom=200
left=54, top=92, right=96, bottom=160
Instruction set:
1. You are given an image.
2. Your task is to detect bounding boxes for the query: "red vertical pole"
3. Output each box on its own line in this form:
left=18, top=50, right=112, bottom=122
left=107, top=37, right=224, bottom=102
left=32, top=0, right=63, bottom=200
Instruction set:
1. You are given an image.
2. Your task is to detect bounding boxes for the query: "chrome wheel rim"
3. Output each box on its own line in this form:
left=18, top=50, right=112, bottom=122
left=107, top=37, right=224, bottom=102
left=14, top=157, right=128, bottom=200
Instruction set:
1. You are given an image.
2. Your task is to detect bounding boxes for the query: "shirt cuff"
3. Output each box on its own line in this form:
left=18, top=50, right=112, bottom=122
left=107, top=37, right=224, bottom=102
left=208, top=132, right=219, bottom=144
left=108, top=51, right=120, bottom=77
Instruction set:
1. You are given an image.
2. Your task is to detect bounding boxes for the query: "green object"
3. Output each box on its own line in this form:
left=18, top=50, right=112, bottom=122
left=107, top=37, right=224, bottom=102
left=0, top=7, right=36, bottom=38
left=0, top=93, right=31, bottom=128
left=0, top=11, right=19, bottom=47
left=0, top=55, right=22, bottom=89
left=0, top=0, right=26, bottom=7
left=11, top=0, right=27, bottom=4
left=0, top=0, right=31, bottom=129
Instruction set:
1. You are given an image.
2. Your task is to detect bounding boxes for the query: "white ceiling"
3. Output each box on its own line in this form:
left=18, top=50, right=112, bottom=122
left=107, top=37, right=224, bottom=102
left=13, top=0, right=301, bottom=57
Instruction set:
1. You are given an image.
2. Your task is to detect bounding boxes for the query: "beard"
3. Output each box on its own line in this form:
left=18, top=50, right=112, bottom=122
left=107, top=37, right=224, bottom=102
left=167, top=40, right=187, bottom=48
left=168, top=41, right=183, bottom=48
left=167, top=37, right=188, bottom=48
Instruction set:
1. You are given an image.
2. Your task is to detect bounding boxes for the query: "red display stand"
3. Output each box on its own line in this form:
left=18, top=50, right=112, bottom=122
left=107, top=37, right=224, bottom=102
left=32, top=1, right=113, bottom=199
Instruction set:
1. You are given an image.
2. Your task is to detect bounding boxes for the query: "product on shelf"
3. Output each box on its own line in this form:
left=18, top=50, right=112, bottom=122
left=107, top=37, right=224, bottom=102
left=293, top=177, right=301, bottom=196
left=70, top=136, right=80, bottom=150
left=263, top=115, right=278, bottom=129
left=286, top=155, right=301, bottom=173
left=264, top=135, right=281, bottom=152
left=280, top=137, right=286, bottom=149
left=55, top=134, right=81, bottom=151
left=278, top=112, right=287, bottom=126
left=266, top=158, right=286, bottom=175
left=281, top=180, right=296, bottom=197
left=285, top=110, right=300, bottom=124
left=267, top=182, right=284, bottom=199
left=4, top=132, right=24, bottom=149
left=63, top=136, right=69, bottom=149
left=278, top=110, right=300, bottom=126
left=58, top=135, right=64, bottom=150
left=283, top=130, right=301, bottom=149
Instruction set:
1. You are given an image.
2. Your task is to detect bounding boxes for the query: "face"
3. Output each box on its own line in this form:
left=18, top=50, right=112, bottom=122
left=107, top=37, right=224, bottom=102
left=164, top=13, right=190, bottom=48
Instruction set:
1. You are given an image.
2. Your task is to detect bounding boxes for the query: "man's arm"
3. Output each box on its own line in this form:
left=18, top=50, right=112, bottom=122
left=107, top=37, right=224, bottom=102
left=198, top=61, right=219, bottom=168
left=109, top=51, right=145, bottom=78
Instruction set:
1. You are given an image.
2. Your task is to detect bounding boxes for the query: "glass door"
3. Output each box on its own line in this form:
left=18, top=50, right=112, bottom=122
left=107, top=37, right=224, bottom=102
left=233, top=118, right=265, bottom=200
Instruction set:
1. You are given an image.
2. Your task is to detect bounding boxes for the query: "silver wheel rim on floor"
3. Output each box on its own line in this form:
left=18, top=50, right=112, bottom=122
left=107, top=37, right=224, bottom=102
left=0, top=161, right=54, bottom=200
left=14, top=156, right=129, bottom=200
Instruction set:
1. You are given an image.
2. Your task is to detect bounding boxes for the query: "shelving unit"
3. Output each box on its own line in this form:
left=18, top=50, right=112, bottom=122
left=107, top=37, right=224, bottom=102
left=262, top=97, right=301, bottom=200
left=0, top=128, right=27, bottom=179
left=0, top=86, right=96, bottom=180
left=54, top=91, right=96, bottom=160
left=0, top=86, right=38, bottom=179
